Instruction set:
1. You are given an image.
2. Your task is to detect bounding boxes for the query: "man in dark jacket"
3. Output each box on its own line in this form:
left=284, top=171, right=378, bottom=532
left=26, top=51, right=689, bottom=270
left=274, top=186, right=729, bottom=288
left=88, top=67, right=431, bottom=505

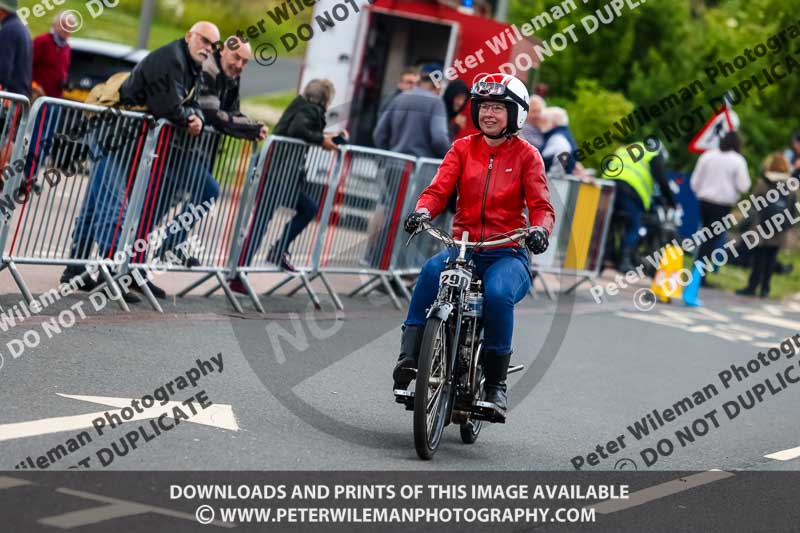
left=231, top=79, right=339, bottom=288
left=62, top=22, right=220, bottom=302
left=149, top=37, right=269, bottom=275
left=119, top=21, right=220, bottom=132
left=0, top=0, right=32, bottom=97
left=198, top=37, right=267, bottom=141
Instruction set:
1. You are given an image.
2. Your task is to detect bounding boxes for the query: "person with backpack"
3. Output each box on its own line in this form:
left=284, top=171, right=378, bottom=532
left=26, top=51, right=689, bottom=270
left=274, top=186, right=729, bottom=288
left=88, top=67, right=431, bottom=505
left=736, top=153, right=797, bottom=298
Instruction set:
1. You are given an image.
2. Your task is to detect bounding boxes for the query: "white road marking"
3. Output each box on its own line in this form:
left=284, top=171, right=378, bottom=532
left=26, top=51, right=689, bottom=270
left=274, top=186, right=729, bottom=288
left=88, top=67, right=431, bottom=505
left=589, top=470, right=734, bottom=514
left=742, top=314, right=800, bottom=331
left=764, top=446, right=800, bottom=461
left=0, top=395, right=238, bottom=442
left=0, top=476, right=32, bottom=489
left=40, top=487, right=235, bottom=529
left=59, top=394, right=240, bottom=431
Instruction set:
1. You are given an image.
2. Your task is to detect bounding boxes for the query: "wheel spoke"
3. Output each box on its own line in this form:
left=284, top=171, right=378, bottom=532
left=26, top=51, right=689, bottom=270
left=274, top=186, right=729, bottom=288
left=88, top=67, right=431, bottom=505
left=425, top=323, right=447, bottom=437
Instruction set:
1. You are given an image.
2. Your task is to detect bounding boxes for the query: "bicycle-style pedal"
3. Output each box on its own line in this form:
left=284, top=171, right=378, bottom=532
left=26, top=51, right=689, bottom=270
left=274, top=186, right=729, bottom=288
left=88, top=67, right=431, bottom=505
left=394, top=389, right=415, bottom=410
left=472, top=400, right=507, bottom=423
left=507, top=364, right=524, bottom=375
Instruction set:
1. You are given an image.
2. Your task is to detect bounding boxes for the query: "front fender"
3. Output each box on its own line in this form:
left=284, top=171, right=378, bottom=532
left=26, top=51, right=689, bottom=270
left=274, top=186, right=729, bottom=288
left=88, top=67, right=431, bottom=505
left=426, top=302, right=453, bottom=321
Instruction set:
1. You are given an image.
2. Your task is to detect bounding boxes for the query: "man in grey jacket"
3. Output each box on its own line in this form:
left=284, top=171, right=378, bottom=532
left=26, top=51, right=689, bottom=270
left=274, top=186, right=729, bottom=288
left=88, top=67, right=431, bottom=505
left=372, top=73, right=450, bottom=159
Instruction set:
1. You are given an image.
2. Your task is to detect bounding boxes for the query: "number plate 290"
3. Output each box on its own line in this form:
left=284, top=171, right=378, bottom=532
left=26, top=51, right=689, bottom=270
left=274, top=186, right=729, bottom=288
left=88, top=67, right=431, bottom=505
left=439, top=269, right=471, bottom=290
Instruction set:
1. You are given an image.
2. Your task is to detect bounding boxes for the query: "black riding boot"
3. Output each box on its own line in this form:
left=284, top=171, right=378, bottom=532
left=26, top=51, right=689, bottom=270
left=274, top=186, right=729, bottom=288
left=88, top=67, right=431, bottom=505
left=484, top=352, right=512, bottom=412
left=392, top=325, right=424, bottom=390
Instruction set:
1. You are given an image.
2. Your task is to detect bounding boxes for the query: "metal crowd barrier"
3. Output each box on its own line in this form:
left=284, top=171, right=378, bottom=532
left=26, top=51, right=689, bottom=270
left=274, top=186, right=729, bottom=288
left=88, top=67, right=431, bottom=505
left=219, top=135, right=342, bottom=312
left=0, top=96, right=154, bottom=311
left=531, top=175, right=616, bottom=296
left=304, top=145, right=418, bottom=310
left=0, top=91, right=29, bottom=190
left=0, top=98, right=619, bottom=314
left=118, top=121, right=258, bottom=313
left=373, top=157, right=454, bottom=302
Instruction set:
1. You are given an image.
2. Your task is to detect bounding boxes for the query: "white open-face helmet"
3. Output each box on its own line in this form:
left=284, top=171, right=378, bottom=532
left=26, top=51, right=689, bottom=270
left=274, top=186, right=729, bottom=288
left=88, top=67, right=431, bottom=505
left=470, top=73, right=530, bottom=138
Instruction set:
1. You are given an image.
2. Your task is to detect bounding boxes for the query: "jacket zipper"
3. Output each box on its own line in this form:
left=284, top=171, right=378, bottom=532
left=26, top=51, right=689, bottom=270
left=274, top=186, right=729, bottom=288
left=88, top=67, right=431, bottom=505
left=480, top=155, right=494, bottom=242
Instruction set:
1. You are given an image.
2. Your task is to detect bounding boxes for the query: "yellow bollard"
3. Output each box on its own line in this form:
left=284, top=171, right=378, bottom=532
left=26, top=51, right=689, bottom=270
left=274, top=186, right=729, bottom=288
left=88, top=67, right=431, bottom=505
left=651, top=244, right=684, bottom=303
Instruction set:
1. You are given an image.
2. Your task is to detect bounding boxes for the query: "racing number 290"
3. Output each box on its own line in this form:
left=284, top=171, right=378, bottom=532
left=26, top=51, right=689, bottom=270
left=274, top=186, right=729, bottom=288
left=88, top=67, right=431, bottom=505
left=440, top=270, right=470, bottom=290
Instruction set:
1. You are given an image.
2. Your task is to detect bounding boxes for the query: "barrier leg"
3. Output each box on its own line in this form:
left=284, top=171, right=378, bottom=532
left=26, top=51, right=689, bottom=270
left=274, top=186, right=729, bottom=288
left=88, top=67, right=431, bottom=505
left=391, top=271, right=413, bottom=301
left=203, top=282, right=222, bottom=297
left=177, top=272, right=215, bottom=298
left=264, top=274, right=297, bottom=296
left=318, top=272, right=344, bottom=311
left=348, top=275, right=380, bottom=297
left=563, top=275, right=591, bottom=296
left=380, top=274, right=402, bottom=310
left=287, top=272, right=318, bottom=297
left=215, top=270, right=244, bottom=314
left=130, top=269, right=163, bottom=313
left=7, top=262, right=34, bottom=305
left=298, top=272, right=322, bottom=310
left=238, top=274, right=266, bottom=315
left=98, top=264, right=130, bottom=312
left=535, top=272, right=556, bottom=301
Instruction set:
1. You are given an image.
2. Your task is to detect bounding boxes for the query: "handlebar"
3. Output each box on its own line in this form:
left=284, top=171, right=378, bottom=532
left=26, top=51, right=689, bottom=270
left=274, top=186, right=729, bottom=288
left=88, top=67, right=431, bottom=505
left=408, top=218, right=530, bottom=255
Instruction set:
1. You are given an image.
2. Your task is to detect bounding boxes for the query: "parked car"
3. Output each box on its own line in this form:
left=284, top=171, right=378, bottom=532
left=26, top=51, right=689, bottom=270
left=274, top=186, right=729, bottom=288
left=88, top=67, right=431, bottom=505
left=63, top=38, right=148, bottom=102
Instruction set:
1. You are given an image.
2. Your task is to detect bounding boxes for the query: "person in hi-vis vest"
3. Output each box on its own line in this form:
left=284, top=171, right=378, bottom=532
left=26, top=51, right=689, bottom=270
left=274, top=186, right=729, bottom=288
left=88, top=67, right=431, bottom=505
left=603, top=140, right=676, bottom=273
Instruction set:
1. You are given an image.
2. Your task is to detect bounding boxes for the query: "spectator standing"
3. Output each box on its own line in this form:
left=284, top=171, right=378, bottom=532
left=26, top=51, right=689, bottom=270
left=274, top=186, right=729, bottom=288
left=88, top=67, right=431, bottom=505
left=689, top=131, right=751, bottom=286
left=231, top=78, right=340, bottom=291
left=63, top=21, right=220, bottom=302
left=540, top=107, right=578, bottom=175
left=31, top=12, right=72, bottom=98
left=372, top=71, right=450, bottom=159
left=736, top=153, right=796, bottom=298
left=378, top=67, right=419, bottom=116
left=142, top=37, right=270, bottom=268
left=521, top=94, right=546, bottom=150
left=0, top=0, right=32, bottom=97
left=442, top=79, right=470, bottom=140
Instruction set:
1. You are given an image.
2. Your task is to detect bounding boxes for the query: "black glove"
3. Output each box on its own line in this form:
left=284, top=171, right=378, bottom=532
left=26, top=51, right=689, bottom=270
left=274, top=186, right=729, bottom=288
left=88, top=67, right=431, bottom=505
left=404, top=211, right=430, bottom=234
left=525, top=226, right=549, bottom=254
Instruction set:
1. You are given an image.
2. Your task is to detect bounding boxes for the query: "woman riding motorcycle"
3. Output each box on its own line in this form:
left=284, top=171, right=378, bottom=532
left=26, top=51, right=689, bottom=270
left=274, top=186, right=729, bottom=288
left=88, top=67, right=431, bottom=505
left=394, top=73, right=555, bottom=413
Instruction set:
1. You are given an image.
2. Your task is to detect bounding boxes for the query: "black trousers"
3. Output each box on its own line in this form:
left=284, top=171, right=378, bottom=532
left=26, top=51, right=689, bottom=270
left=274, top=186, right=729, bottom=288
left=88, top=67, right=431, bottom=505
left=746, top=246, right=779, bottom=296
left=696, top=200, right=732, bottom=266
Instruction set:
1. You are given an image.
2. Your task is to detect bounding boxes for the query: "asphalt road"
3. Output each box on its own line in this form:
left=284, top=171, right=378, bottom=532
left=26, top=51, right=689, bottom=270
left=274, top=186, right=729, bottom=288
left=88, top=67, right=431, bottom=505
left=1, top=277, right=798, bottom=473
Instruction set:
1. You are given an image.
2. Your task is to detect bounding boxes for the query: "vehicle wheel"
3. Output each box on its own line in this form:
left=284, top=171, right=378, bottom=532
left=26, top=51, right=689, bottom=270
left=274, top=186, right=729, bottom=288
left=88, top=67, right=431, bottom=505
left=460, top=364, right=483, bottom=444
left=414, top=317, right=451, bottom=460
left=460, top=419, right=482, bottom=444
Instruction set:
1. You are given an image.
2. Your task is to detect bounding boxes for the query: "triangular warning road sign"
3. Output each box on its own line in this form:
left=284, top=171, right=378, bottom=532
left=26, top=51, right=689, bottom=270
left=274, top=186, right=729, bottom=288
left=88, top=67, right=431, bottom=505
left=689, top=107, right=740, bottom=153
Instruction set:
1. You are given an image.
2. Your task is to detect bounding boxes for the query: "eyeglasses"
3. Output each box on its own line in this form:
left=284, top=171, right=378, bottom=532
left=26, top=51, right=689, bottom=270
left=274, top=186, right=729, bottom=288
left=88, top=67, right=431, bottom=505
left=479, top=103, right=506, bottom=114
left=193, top=32, right=217, bottom=48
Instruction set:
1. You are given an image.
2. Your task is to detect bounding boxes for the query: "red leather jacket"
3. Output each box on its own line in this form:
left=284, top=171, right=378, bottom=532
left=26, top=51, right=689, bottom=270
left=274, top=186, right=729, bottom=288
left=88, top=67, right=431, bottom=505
left=416, top=134, right=555, bottom=246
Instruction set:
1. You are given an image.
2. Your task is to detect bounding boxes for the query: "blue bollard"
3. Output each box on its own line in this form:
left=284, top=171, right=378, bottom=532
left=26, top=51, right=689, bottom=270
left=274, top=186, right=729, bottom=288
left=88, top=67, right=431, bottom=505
left=683, top=263, right=704, bottom=307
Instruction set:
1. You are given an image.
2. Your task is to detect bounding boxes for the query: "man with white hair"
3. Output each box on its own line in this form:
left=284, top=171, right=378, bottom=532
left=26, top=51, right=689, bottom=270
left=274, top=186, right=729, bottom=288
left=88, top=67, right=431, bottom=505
left=521, top=94, right=546, bottom=150
left=62, top=21, right=222, bottom=301
left=31, top=12, right=72, bottom=98
left=540, top=106, right=578, bottom=174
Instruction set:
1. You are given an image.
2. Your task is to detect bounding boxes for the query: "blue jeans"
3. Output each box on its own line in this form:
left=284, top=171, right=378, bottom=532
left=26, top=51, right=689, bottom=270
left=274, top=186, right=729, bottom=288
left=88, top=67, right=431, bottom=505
left=404, top=247, right=532, bottom=355
left=72, top=153, right=219, bottom=257
left=148, top=167, right=220, bottom=255
left=239, top=187, right=318, bottom=266
left=615, top=188, right=645, bottom=248
left=71, top=151, right=134, bottom=255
